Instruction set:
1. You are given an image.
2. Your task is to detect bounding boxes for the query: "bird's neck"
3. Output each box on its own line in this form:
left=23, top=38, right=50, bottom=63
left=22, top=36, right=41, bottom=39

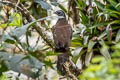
left=57, top=18, right=68, bottom=25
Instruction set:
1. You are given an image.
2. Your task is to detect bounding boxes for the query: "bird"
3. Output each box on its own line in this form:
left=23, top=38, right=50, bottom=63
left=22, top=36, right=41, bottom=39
left=52, top=10, right=72, bottom=52
left=52, top=10, right=72, bottom=75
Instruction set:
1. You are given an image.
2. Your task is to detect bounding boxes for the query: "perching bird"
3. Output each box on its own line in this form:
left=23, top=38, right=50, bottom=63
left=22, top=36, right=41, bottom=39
left=53, top=10, right=72, bottom=52
left=52, top=10, right=72, bottom=75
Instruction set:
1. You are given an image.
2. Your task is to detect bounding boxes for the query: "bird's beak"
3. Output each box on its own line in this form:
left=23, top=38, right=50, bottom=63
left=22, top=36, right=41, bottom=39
left=54, top=11, right=57, bottom=14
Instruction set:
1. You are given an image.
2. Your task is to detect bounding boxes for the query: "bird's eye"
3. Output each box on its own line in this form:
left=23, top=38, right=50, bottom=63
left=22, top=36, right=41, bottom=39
left=57, top=12, right=61, bottom=14
left=55, top=10, right=65, bottom=16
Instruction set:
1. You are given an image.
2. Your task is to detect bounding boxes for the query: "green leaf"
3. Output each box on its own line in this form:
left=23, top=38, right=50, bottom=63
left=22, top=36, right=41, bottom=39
left=85, top=51, right=93, bottom=66
left=71, top=37, right=83, bottom=47
left=112, top=50, right=120, bottom=57
left=0, top=59, right=8, bottom=76
left=99, top=41, right=111, bottom=60
left=0, top=24, right=7, bottom=28
left=75, top=0, right=86, bottom=10
left=0, top=75, right=8, bottom=80
left=110, top=20, right=120, bottom=24
left=106, top=9, right=120, bottom=15
left=99, top=39, right=105, bottom=45
left=98, top=31, right=107, bottom=40
left=44, top=60, right=54, bottom=69
left=85, top=41, right=96, bottom=66
left=116, top=3, right=120, bottom=8
left=4, top=39, right=15, bottom=44
left=109, top=13, right=119, bottom=18
left=115, top=29, right=120, bottom=42
left=50, top=0, right=58, bottom=6
left=106, top=29, right=111, bottom=41
left=35, top=0, right=52, bottom=10
left=112, top=42, right=120, bottom=50
left=72, top=47, right=83, bottom=63
left=45, top=51, right=58, bottom=56
left=90, top=22, right=109, bottom=29
left=75, top=0, right=82, bottom=10
left=87, top=41, right=96, bottom=53
left=83, top=36, right=89, bottom=45
left=0, top=52, right=44, bottom=78
left=108, top=0, right=117, bottom=7
left=2, top=35, right=15, bottom=44
left=79, top=10, right=89, bottom=24
left=59, top=4, right=67, bottom=13
left=94, top=0, right=104, bottom=11
left=8, top=13, right=22, bottom=27
left=107, top=0, right=120, bottom=11
left=75, top=0, right=88, bottom=24
left=28, top=54, right=44, bottom=68
left=92, top=56, right=105, bottom=63
left=9, top=20, right=36, bottom=38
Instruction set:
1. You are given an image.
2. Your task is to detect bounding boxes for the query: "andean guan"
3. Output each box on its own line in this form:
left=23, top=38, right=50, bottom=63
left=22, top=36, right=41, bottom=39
left=52, top=10, right=72, bottom=75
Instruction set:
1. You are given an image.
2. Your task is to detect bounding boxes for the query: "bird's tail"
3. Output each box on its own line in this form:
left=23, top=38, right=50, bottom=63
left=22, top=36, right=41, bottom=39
left=57, top=52, right=69, bottom=75
left=57, top=52, right=81, bottom=76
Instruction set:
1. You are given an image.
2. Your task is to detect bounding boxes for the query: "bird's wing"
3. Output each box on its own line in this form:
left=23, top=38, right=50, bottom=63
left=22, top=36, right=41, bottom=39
left=67, top=24, right=72, bottom=40
left=52, top=24, right=72, bottom=50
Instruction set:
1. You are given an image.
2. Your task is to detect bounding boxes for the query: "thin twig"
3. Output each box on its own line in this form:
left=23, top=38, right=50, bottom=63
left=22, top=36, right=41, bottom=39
left=15, top=43, right=23, bottom=52
left=15, top=0, right=20, bottom=11
left=26, top=31, right=30, bottom=49
left=34, top=35, right=40, bottom=49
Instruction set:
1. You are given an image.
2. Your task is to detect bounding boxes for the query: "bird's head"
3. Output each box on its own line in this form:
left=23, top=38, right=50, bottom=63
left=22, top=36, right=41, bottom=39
left=54, top=10, right=66, bottom=18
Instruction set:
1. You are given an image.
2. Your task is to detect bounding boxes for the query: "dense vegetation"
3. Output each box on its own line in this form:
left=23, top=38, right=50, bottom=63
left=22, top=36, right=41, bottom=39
left=0, top=0, right=120, bottom=80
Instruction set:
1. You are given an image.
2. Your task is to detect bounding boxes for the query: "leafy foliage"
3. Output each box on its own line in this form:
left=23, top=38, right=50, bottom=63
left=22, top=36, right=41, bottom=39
left=79, top=56, right=120, bottom=80
left=0, top=0, right=120, bottom=80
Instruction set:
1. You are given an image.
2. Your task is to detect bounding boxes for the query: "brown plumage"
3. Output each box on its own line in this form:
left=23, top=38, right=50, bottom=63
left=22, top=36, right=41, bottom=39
left=52, top=10, right=72, bottom=75
left=53, top=10, right=72, bottom=52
